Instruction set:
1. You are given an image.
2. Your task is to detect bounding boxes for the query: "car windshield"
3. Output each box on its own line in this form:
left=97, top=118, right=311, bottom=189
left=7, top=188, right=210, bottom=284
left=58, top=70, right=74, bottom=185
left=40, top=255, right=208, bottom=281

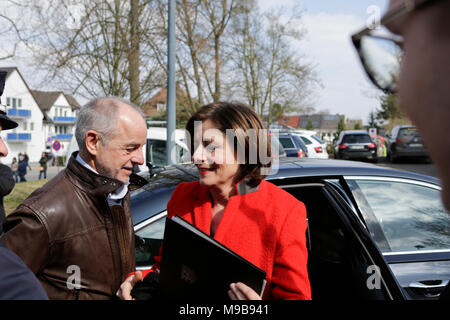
left=342, top=134, right=372, bottom=144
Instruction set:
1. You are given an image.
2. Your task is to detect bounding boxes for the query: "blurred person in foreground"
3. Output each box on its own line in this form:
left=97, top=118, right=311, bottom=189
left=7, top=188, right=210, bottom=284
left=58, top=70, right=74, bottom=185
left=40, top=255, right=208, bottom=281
left=1, top=97, right=148, bottom=299
left=117, top=102, right=311, bottom=300
left=352, top=0, right=450, bottom=300
left=0, top=69, right=48, bottom=299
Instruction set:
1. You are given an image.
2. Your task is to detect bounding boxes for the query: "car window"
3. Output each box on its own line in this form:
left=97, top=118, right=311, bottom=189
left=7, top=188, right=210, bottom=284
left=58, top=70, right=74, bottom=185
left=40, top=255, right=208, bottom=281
left=147, top=139, right=189, bottom=166
left=279, top=136, right=295, bottom=149
left=271, top=137, right=286, bottom=156
left=147, top=139, right=167, bottom=167
left=300, top=136, right=312, bottom=145
left=342, top=134, right=372, bottom=144
left=135, top=215, right=167, bottom=267
left=311, top=135, right=324, bottom=144
left=349, top=179, right=450, bottom=253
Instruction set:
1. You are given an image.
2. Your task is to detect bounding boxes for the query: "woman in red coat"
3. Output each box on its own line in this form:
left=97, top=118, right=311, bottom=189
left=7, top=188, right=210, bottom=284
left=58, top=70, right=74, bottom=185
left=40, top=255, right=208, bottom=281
left=118, top=102, right=311, bottom=300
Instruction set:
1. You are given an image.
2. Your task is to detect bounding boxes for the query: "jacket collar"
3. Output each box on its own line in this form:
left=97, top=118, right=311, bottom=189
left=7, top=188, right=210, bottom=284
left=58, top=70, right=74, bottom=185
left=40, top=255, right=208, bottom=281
left=191, top=177, right=261, bottom=202
left=235, top=177, right=260, bottom=196
left=66, top=152, right=147, bottom=198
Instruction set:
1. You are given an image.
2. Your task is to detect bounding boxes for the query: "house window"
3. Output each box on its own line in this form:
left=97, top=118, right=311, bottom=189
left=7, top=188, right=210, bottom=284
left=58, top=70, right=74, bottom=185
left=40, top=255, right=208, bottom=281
left=12, top=98, right=16, bottom=108
left=18, top=98, right=22, bottom=108
left=6, top=97, right=10, bottom=106
left=23, top=122, right=27, bottom=131
left=156, top=103, right=166, bottom=112
left=30, top=122, right=34, bottom=131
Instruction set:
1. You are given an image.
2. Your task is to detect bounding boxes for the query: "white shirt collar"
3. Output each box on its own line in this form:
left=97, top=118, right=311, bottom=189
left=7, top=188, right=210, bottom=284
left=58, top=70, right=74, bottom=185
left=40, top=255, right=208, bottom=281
left=75, top=153, right=129, bottom=203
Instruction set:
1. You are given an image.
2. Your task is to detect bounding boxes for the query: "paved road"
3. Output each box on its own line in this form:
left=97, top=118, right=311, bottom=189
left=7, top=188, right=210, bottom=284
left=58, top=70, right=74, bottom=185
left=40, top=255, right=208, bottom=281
left=375, top=157, right=439, bottom=179
left=21, top=162, right=65, bottom=182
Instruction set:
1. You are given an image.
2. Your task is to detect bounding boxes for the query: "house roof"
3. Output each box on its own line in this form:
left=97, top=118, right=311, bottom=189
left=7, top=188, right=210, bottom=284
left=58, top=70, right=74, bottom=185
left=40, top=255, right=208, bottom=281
left=0, top=67, right=18, bottom=80
left=141, top=85, right=189, bottom=117
left=0, top=66, right=44, bottom=119
left=278, top=115, right=301, bottom=128
left=30, top=90, right=80, bottom=112
left=0, top=66, right=81, bottom=113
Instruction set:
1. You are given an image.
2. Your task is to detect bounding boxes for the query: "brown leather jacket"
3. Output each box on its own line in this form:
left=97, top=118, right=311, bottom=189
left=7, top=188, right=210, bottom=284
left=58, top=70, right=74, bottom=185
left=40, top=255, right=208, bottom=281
left=0, top=154, right=147, bottom=299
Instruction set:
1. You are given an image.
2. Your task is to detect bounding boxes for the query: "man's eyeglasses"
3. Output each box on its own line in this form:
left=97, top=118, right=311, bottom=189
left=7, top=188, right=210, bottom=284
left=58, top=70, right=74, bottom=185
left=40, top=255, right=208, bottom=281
left=351, top=0, right=442, bottom=94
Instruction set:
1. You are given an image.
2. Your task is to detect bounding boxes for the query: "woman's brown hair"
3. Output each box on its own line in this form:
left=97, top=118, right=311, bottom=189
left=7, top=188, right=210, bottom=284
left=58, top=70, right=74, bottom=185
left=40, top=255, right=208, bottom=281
left=186, top=102, right=272, bottom=187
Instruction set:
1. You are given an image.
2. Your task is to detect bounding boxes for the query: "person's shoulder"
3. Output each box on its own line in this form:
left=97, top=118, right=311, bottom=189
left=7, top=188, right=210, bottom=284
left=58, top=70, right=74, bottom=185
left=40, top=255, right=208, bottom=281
left=15, top=170, right=71, bottom=213
left=167, top=181, right=201, bottom=214
left=261, top=180, right=299, bottom=200
left=173, top=180, right=200, bottom=196
left=0, top=163, right=12, bottom=173
left=258, top=180, right=306, bottom=212
left=0, top=243, right=48, bottom=300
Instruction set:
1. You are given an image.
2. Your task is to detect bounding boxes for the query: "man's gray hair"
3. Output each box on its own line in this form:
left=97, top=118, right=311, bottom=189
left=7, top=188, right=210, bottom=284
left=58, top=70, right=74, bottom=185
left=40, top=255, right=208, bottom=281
left=75, top=96, right=145, bottom=154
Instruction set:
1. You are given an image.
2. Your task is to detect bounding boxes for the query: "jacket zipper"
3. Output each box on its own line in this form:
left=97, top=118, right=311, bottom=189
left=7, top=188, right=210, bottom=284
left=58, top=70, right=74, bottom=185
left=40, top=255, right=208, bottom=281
left=107, top=202, right=124, bottom=287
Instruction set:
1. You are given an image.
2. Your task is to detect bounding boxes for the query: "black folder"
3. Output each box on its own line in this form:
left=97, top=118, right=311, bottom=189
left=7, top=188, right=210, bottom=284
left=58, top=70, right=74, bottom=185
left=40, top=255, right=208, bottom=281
left=159, top=215, right=267, bottom=300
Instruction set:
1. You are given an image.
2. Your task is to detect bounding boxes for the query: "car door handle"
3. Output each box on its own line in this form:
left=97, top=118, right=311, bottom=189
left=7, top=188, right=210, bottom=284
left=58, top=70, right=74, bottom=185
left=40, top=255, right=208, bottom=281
left=409, top=280, right=449, bottom=298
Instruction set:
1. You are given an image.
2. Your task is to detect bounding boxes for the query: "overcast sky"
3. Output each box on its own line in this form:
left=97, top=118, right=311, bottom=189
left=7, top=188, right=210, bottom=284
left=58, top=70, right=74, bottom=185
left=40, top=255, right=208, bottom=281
left=259, top=0, right=390, bottom=123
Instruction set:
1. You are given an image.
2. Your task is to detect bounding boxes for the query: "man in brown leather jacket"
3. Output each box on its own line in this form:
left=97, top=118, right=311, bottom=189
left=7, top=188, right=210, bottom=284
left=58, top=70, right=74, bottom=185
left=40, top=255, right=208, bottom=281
left=1, top=97, right=148, bottom=299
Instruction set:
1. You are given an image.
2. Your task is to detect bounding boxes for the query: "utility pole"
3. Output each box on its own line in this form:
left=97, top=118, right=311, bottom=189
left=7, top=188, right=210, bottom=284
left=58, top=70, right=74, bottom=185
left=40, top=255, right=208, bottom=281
left=166, top=0, right=176, bottom=165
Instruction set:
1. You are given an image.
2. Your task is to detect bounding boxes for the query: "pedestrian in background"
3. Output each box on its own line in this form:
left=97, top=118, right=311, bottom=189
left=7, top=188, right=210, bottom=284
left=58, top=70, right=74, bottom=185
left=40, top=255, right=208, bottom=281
left=23, top=152, right=31, bottom=171
left=17, top=154, right=27, bottom=182
left=38, top=152, right=47, bottom=180
left=10, top=157, right=18, bottom=183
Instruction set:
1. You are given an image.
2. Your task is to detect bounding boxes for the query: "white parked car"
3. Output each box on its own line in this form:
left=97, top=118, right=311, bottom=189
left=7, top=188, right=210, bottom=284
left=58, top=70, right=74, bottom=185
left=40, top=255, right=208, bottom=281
left=293, top=131, right=329, bottom=159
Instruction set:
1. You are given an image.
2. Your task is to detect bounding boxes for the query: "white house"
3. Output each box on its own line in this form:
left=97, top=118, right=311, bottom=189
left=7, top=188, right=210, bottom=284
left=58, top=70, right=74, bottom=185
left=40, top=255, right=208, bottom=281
left=31, top=90, right=80, bottom=159
left=0, top=67, right=80, bottom=164
left=1, top=67, right=45, bottom=164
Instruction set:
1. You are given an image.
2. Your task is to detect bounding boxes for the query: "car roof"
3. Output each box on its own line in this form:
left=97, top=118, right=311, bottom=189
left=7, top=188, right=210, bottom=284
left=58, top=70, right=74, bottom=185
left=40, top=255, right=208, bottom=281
left=341, top=130, right=369, bottom=135
left=131, top=158, right=440, bottom=224
left=292, top=130, right=317, bottom=136
left=135, top=158, right=440, bottom=194
left=269, top=158, right=439, bottom=184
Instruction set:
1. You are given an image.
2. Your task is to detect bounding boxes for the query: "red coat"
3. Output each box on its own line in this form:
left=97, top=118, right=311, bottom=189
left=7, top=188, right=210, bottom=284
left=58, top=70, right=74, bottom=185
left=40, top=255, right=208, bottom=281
left=164, top=179, right=311, bottom=300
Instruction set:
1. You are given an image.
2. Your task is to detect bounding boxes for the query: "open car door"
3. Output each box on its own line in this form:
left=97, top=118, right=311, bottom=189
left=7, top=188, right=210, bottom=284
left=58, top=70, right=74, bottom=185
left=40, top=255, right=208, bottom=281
left=321, top=180, right=406, bottom=300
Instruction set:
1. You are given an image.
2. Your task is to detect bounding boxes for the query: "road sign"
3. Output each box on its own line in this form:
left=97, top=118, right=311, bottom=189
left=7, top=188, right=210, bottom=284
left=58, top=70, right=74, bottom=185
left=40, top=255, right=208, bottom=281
left=369, top=128, right=377, bottom=137
left=52, top=140, right=61, bottom=151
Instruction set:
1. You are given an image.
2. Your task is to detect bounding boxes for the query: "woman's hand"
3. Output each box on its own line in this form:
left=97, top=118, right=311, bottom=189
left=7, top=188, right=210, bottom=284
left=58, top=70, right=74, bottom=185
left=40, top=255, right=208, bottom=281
left=228, top=282, right=262, bottom=300
left=116, top=271, right=143, bottom=300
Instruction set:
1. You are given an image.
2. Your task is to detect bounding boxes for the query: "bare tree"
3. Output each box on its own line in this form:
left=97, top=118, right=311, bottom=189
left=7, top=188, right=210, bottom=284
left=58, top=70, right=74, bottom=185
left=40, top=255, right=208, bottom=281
left=230, top=1, right=320, bottom=125
left=1, top=0, right=165, bottom=105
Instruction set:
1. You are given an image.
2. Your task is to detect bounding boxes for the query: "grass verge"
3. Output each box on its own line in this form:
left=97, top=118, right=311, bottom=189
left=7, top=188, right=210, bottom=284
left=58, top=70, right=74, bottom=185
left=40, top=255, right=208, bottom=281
left=4, top=180, right=48, bottom=216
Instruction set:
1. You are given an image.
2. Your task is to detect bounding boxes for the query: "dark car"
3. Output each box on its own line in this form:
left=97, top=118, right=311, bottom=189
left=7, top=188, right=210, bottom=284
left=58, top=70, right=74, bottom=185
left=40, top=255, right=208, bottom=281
left=335, top=130, right=378, bottom=163
left=388, top=125, right=430, bottom=163
left=131, top=159, right=450, bottom=300
left=277, top=133, right=308, bottom=158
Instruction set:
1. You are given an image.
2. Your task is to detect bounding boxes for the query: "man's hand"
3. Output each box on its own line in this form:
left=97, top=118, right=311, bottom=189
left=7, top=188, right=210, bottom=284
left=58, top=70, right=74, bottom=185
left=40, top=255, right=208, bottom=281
left=116, top=271, right=143, bottom=300
left=228, top=282, right=262, bottom=300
